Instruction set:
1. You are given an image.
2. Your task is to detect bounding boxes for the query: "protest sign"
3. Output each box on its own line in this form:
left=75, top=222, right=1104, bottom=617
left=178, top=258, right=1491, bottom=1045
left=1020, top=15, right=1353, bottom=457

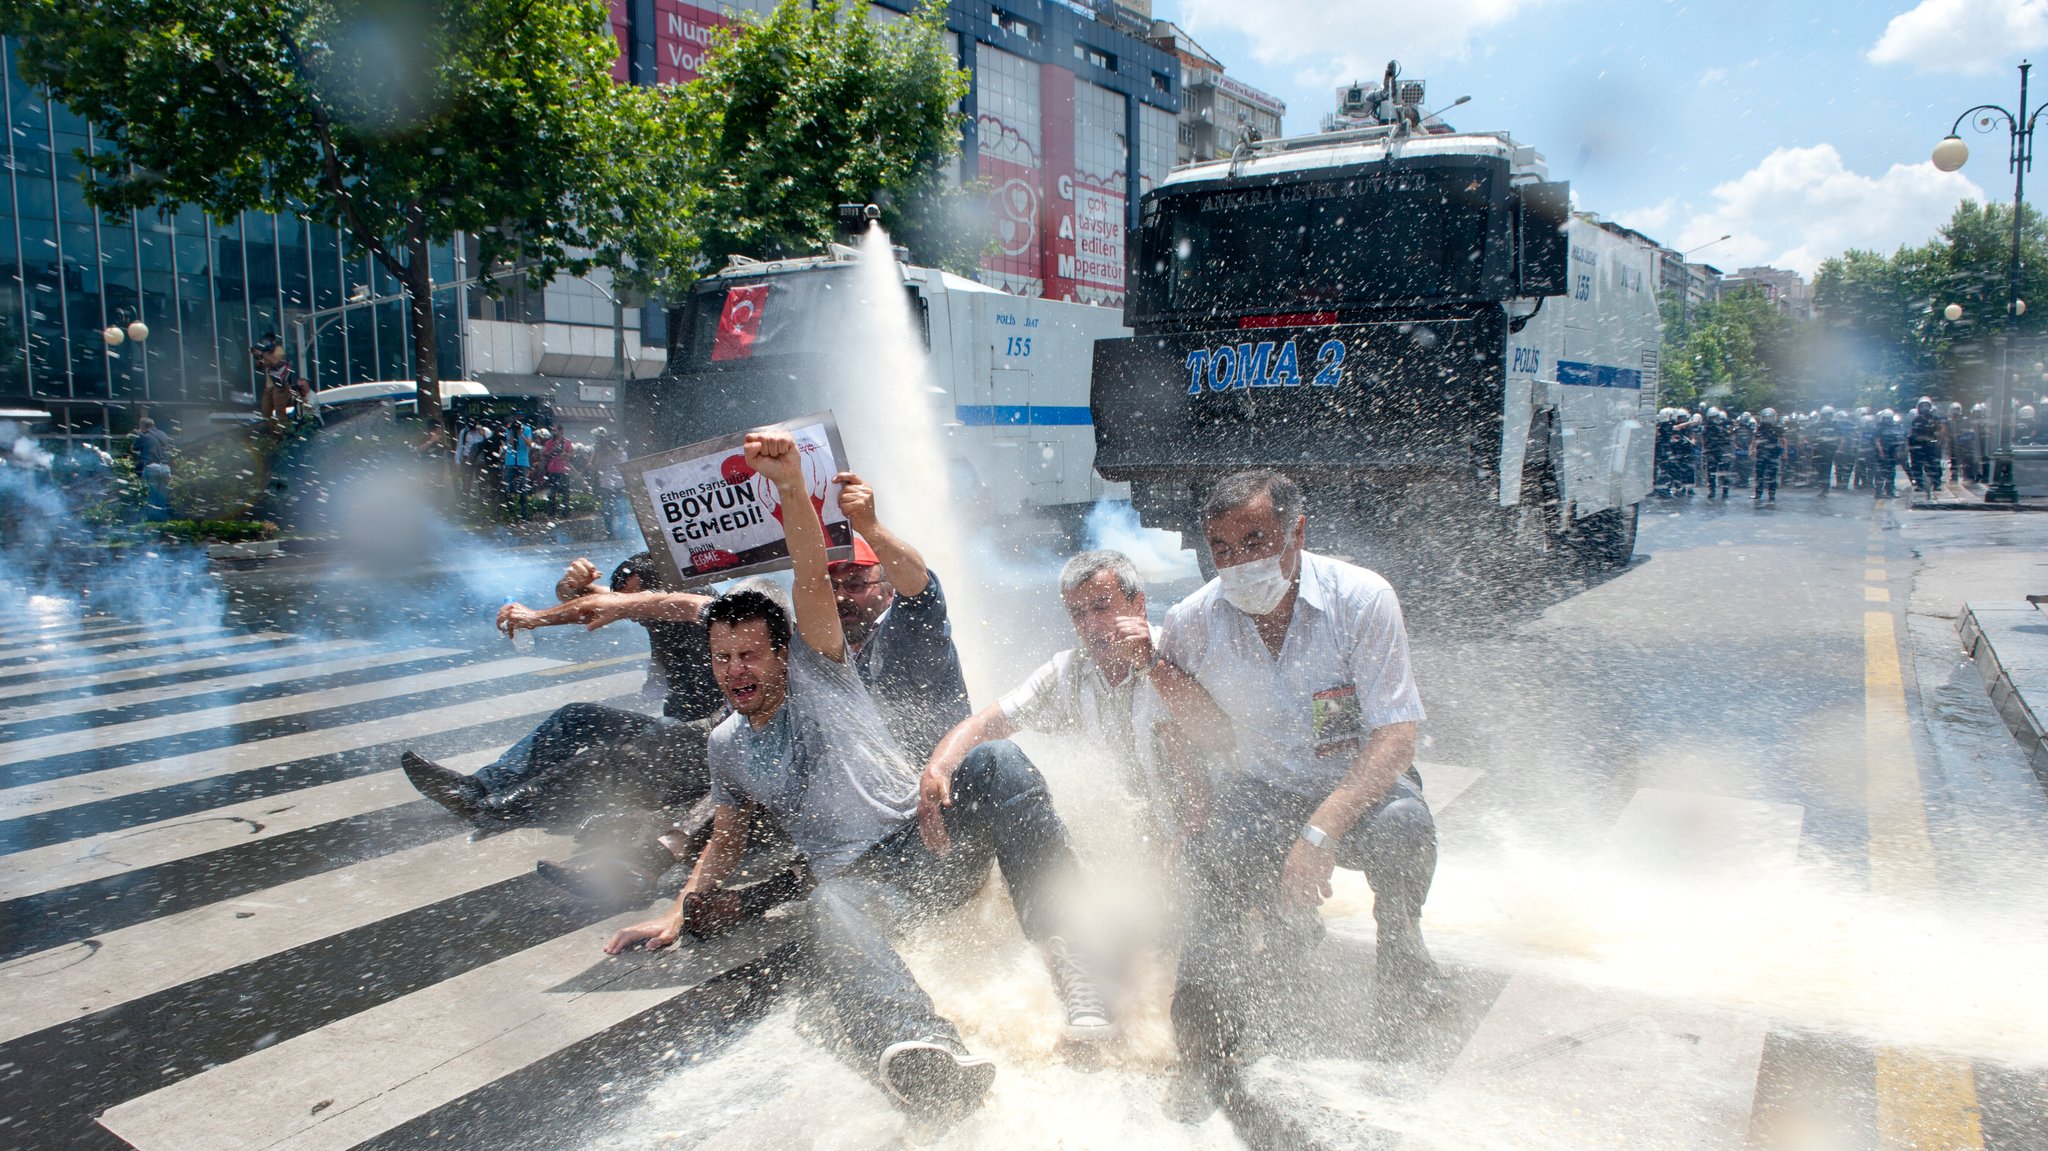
left=623, top=411, right=855, bottom=589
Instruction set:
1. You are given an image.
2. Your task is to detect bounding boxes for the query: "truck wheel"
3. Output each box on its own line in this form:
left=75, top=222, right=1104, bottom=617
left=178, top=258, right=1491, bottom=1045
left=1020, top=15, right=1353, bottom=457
left=1575, top=504, right=1639, bottom=569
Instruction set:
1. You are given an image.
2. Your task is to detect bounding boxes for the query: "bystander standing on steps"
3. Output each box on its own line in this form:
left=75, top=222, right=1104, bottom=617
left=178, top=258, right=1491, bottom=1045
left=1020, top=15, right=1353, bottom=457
left=129, top=416, right=173, bottom=521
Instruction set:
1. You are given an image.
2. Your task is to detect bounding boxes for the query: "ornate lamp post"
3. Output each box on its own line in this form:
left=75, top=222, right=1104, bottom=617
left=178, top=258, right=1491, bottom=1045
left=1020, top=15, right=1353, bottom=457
left=1932, top=61, right=2039, bottom=503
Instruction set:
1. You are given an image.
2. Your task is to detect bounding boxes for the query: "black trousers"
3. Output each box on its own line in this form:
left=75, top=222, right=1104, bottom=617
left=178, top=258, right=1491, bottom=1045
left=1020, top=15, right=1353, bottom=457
left=473, top=703, right=712, bottom=824
left=1173, top=773, right=1436, bottom=1069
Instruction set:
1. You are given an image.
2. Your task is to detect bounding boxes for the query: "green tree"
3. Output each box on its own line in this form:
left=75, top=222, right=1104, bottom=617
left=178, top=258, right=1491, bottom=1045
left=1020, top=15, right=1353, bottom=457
left=1660, top=286, right=1809, bottom=413
left=2, top=0, right=632, bottom=413
left=1811, top=200, right=2048, bottom=408
left=590, top=0, right=971, bottom=300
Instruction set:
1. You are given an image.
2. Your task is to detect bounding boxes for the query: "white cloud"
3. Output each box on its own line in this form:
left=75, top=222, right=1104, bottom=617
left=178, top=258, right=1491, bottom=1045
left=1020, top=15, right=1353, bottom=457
left=1869, top=0, right=2048, bottom=74
left=1614, top=145, right=1986, bottom=277
left=1177, top=0, right=1539, bottom=81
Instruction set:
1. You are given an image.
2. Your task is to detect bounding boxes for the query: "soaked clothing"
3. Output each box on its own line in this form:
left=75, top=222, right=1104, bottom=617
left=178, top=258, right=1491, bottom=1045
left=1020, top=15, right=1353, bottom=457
left=1159, top=551, right=1425, bottom=798
left=802, top=740, right=1079, bottom=1060
left=850, top=571, right=972, bottom=766
left=998, top=625, right=1185, bottom=833
left=708, top=637, right=920, bottom=879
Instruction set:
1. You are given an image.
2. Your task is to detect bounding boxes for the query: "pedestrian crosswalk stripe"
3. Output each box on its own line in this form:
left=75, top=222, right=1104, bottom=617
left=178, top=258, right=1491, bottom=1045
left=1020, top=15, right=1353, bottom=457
left=0, top=670, right=646, bottom=820
left=0, top=645, right=460, bottom=725
left=1414, top=789, right=1803, bottom=1148
left=0, top=630, right=293, bottom=681
left=0, top=746, right=512, bottom=902
left=0, top=622, right=222, bottom=661
left=0, top=826, right=571, bottom=1048
left=0, top=637, right=370, bottom=704
left=96, top=914, right=802, bottom=1151
left=0, top=656, right=558, bottom=768
left=0, top=620, right=145, bottom=651
left=0, top=613, right=128, bottom=636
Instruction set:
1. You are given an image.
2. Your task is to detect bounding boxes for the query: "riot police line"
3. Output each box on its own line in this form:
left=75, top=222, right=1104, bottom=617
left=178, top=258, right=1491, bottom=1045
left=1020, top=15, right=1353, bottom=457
left=1652, top=397, right=2044, bottom=502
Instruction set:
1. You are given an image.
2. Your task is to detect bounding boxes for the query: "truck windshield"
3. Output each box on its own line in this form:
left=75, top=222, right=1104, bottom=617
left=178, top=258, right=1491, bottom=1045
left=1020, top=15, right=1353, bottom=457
left=1131, top=160, right=1509, bottom=320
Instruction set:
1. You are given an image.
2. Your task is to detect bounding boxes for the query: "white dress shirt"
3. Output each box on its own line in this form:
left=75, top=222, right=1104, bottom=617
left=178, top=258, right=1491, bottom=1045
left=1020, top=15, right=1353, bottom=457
left=1160, top=551, right=1424, bottom=798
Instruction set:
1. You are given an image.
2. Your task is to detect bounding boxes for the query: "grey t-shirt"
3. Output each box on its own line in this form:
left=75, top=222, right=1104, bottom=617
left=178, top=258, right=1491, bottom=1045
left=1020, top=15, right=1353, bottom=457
left=707, top=637, right=920, bottom=878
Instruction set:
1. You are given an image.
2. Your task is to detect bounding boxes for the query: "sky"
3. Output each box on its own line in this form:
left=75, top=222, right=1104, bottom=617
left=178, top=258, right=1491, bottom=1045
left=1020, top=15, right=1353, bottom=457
left=1150, top=0, right=2048, bottom=278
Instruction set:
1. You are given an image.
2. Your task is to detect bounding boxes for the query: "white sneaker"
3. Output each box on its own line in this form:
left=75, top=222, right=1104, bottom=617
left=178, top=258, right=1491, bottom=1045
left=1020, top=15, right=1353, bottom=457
left=1046, top=936, right=1115, bottom=1042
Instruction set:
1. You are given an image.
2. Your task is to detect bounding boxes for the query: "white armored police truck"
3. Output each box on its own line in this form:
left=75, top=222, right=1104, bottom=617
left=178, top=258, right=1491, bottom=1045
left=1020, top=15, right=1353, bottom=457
left=634, top=244, right=1131, bottom=531
left=1090, top=69, right=1662, bottom=584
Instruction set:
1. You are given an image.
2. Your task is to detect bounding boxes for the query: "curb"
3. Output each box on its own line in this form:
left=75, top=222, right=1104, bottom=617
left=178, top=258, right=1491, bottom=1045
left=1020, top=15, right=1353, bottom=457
left=1959, top=603, right=2048, bottom=782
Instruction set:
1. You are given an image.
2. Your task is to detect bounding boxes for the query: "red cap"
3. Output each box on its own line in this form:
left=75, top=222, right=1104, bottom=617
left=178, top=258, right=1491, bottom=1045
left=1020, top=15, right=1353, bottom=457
left=828, top=534, right=880, bottom=572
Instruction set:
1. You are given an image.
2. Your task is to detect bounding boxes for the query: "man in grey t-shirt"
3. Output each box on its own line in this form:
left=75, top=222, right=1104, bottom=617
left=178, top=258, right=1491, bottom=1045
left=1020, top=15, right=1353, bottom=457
left=603, top=428, right=1108, bottom=1126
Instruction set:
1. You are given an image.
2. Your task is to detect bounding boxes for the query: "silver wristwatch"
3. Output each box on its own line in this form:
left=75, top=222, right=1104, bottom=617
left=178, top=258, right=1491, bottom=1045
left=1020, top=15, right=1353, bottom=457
left=1299, top=823, right=1331, bottom=850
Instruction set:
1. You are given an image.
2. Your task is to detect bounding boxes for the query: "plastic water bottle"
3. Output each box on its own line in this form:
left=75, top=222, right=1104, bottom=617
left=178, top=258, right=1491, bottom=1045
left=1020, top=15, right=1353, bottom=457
left=503, top=596, right=534, bottom=653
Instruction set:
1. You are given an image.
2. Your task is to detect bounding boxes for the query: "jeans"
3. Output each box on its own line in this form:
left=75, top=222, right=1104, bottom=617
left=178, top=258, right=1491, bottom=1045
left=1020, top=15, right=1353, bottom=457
left=472, top=703, right=710, bottom=822
left=804, top=740, right=1077, bottom=1061
left=1173, top=772, right=1436, bottom=1070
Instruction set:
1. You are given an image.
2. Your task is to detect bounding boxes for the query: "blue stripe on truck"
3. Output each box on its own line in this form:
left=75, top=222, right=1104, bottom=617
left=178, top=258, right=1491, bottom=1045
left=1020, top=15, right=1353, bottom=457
left=953, top=405, right=1094, bottom=427
left=1556, top=361, right=1643, bottom=390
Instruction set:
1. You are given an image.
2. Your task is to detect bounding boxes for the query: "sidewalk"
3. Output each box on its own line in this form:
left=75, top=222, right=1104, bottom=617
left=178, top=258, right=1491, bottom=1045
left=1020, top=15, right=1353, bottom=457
left=1958, top=601, right=2048, bottom=779
left=1909, top=477, right=2048, bottom=512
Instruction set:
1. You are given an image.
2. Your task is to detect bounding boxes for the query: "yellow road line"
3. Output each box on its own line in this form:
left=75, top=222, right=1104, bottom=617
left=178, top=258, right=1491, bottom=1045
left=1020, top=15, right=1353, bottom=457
left=1863, top=542, right=1986, bottom=1150
left=533, top=653, right=646, bottom=677
left=1866, top=587, right=1891, bottom=602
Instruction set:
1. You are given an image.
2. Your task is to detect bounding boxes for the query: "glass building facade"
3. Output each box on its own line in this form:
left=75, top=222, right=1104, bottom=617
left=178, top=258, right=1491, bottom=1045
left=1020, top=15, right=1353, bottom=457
left=0, top=37, right=460, bottom=439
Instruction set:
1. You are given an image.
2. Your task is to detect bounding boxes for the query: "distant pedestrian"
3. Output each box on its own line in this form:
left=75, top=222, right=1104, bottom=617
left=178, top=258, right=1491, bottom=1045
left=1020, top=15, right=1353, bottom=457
left=539, top=428, right=573, bottom=506
left=594, top=431, right=631, bottom=539
left=1752, top=408, right=1783, bottom=504
left=503, top=420, right=533, bottom=518
left=1810, top=406, right=1843, bottom=495
left=1733, top=412, right=1756, bottom=487
left=1907, top=397, right=1944, bottom=496
left=130, top=417, right=173, bottom=521
left=1874, top=409, right=1905, bottom=498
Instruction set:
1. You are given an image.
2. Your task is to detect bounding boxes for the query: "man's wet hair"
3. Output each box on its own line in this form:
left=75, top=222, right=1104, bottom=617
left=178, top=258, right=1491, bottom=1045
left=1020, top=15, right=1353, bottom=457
left=1202, top=469, right=1304, bottom=528
left=703, top=589, right=791, bottom=652
left=609, top=552, right=668, bottom=593
left=1059, top=550, right=1141, bottom=599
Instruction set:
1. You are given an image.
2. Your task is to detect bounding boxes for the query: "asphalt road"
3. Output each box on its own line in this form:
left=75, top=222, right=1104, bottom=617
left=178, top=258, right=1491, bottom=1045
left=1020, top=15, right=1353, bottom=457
left=1, top=491, right=2044, bottom=1150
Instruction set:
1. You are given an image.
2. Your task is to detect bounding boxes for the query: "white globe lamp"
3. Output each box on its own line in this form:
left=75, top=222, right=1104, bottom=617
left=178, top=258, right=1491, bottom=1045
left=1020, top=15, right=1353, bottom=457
left=101, top=325, right=124, bottom=347
left=1944, top=303, right=1964, bottom=321
left=126, top=320, right=149, bottom=342
left=1932, top=135, right=1970, bottom=172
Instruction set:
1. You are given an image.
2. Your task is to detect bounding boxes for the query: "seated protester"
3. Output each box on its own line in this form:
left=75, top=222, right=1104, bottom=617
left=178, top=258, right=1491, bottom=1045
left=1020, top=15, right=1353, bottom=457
left=605, top=428, right=1110, bottom=1126
left=539, top=472, right=972, bottom=905
left=922, top=549, right=1206, bottom=855
left=398, top=552, right=721, bottom=826
left=828, top=470, right=972, bottom=766
left=1151, top=470, right=1444, bottom=1124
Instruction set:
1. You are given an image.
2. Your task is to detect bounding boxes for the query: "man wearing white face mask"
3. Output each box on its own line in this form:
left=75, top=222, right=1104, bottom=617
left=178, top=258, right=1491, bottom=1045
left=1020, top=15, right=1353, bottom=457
left=1150, top=469, right=1442, bottom=1122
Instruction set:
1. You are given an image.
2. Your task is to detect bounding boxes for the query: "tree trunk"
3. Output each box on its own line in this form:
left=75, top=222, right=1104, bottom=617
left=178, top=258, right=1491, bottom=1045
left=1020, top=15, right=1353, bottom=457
left=403, top=222, right=439, bottom=419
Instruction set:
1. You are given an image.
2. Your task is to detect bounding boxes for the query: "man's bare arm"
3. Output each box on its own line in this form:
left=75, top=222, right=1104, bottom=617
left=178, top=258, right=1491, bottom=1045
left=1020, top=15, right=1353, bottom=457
left=1149, top=657, right=1237, bottom=751
left=555, top=558, right=603, bottom=602
left=566, top=590, right=715, bottom=630
left=603, top=803, right=752, bottom=954
left=1310, top=721, right=1415, bottom=839
left=835, top=471, right=929, bottom=597
left=746, top=430, right=844, bottom=661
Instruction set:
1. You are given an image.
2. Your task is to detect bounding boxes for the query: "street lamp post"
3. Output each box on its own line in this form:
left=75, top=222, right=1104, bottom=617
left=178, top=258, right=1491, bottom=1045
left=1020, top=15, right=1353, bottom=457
left=1676, top=233, right=1732, bottom=343
left=1931, top=60, right=2039, bottom=504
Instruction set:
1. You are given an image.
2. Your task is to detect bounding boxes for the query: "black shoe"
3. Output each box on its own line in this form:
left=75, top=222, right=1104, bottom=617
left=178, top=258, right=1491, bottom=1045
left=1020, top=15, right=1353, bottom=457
left=878, top=1037, right=996, bottom=1124
left=535, top=857, right=660, bottom=910
left=400, top=751, right=487, bottom=822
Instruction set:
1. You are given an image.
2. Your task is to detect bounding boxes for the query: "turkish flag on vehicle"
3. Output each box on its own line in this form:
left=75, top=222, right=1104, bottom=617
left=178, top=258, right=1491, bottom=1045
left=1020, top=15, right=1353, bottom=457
left=711, top=284, right=770, bottom=361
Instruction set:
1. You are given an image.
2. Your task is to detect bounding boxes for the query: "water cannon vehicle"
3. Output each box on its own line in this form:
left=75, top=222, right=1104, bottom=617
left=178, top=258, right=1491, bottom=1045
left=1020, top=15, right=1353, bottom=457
left=637, top=243, right=1132, bottom=529
left=1091, top=65, right=1661, bottom=584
